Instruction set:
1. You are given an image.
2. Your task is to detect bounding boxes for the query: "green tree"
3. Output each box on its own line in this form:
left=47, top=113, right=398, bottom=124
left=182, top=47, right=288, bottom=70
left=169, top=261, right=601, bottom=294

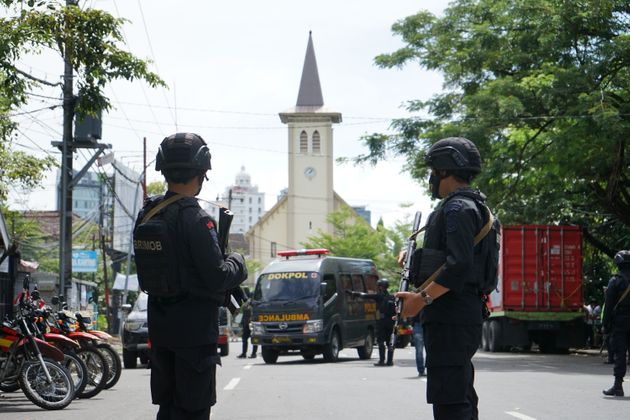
left=146, top=180, right=166, bottom=196
left=301, top=206, right=403, bottom=281
left=357, top=0, right=630, bottom=288
left=0, top=1, right=164, bottom=200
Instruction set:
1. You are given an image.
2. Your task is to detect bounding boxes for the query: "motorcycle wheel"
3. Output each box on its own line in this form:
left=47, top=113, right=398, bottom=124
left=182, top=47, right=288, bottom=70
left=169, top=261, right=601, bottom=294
left=0, top=381, right=20, bottom=392
left=96, top=343, right=122, bottom=390
left=63, top=351, right=88, bottom=396
left=18, top=359, right=75, bottom=410
left=76, top=348, right=109, bottom=399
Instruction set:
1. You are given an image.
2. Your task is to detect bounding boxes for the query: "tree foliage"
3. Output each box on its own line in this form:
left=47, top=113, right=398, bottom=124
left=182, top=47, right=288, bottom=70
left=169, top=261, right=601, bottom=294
left=301, top=206, right=406, bottom=282
left=146, top=180, right=166, bottom=196
left=0, top=1, right=164, bottom=200
left=358, top=0, right=630, bottom=284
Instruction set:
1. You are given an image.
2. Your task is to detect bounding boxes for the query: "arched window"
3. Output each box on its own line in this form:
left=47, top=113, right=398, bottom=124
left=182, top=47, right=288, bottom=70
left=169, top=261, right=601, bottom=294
left=299, top=131, right=308, bottom=153
left=312, top=131, right=321, bottom=153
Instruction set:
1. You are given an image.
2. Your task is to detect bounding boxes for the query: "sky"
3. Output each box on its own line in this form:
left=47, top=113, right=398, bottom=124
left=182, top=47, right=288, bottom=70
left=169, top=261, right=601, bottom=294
left=8, top=0, right=448, bottom=228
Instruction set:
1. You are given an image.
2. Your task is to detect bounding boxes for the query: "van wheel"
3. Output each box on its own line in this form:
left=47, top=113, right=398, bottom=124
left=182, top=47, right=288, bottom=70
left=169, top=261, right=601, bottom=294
left=323, top=329, right=340, bottom=362
left=123, top=349, right=137, bottom=369
left=261, top=347, right=279, bottom=364
left=220, top=343, right=229, bottom=357
left=357, top=331, right=374, bottom=360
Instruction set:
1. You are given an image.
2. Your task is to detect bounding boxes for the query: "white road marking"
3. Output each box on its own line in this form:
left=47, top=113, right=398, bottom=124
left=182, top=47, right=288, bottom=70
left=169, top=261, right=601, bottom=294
left=224, top=377, right=240, bottom=390
left=243, top=364, right=253, bottom=370
left=506, top=411, right=537, bottom=420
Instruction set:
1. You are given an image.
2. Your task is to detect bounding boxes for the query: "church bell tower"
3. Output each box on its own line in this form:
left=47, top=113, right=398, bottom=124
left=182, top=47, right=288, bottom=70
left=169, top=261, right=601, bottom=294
left=279, top=32, right=342, bottom=249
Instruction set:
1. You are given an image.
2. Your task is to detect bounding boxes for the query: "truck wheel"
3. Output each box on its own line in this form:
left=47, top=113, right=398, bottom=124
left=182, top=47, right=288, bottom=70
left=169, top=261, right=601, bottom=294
left=357, top=331, right=374, bottom=359
left=323, top=329, right=341, bottom=362
left=123, top=348, right=137, bottom=369
left=489, top=320, right=502, bottom=353
left=481, top=322, right=490, bottom=351
left=261, top=347, right=279, bottom=364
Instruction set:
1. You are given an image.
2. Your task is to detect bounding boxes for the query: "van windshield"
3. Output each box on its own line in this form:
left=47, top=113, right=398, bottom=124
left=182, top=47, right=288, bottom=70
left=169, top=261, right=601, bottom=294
left=254, top=271, right=320, bottom=302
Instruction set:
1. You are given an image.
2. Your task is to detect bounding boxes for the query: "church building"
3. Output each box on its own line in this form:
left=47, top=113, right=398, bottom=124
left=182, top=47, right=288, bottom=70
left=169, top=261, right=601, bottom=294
left=247, top=32, right=362, bottom=265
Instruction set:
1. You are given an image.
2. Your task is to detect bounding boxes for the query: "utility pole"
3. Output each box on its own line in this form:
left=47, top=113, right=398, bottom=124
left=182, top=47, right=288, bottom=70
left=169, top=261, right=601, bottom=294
left=59, top=0, right=79, bottom=298
left=142, top=137, right=147, bottom=201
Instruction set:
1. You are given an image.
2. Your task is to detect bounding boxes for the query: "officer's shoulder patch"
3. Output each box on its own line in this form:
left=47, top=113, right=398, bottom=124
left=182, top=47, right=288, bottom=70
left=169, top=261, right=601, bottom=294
left=444, top=200, right=464, bottom=233
left=444, top=199, right=464, bottom=214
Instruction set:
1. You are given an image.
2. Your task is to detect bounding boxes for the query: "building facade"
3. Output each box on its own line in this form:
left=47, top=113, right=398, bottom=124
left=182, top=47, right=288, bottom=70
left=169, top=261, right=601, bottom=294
left=247, top=32, right=363, bottom=265
left=206, top=166, right=265, bottom=234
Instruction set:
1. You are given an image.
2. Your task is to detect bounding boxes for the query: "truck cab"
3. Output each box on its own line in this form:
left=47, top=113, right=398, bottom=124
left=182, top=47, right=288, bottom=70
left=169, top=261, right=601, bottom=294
left=251, top=249, right=379, bottom=364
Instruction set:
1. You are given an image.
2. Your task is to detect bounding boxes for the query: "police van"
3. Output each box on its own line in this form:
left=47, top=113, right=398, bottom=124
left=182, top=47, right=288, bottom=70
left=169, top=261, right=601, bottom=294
left=250, top=249, right=380, bottom=364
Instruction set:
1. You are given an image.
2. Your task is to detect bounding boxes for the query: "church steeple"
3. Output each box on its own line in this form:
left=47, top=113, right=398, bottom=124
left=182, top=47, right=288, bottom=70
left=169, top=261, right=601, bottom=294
left=296, top=31, right=324, bottom=107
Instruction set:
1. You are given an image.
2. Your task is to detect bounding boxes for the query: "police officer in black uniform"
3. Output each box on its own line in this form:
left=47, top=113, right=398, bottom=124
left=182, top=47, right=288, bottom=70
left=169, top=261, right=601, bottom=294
left=348, top=279, right=396, bottom=366
left=237, top=298, right=257, bottom=359
left=397, top=137, right=495, bottom=419
left=602, top=250, right=630, bottom=397
left=134, top=133, right=247, bottom=420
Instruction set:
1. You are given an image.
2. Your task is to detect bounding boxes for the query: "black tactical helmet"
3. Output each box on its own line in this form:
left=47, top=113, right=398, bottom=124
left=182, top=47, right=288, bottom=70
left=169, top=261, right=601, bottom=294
left=614, top=250, right=630, bottom=269
left=425, top=137, right=482, bottom=174
left=155, top=133, right=212, bottom=172
left=377, top=279, right=390, bottom=289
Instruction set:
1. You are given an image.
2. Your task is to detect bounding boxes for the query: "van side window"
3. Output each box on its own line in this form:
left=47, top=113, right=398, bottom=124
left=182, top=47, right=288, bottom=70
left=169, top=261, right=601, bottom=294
left=364, top=274, right=378, bottom=293
left=322, top=274, right=336, bottom=301
left=340, top=274, right=352, bottom=294
left=352, top=274, right=365, bottom=293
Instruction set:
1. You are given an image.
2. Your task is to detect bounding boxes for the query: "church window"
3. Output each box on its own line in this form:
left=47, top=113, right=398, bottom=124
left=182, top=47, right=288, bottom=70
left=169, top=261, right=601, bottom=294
left=312, top=131, right=321, bottom=153
left=299, top=131, right=308, bottom=153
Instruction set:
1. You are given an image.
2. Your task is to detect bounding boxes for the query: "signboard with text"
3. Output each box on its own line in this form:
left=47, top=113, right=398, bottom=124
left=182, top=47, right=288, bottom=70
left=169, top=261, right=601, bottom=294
left=72, top=250, right=98, bottom=273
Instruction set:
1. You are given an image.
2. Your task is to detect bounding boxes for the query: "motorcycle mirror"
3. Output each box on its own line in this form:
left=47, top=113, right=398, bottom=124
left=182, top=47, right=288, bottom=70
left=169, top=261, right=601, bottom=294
left=320, top=282, right=327, bottom=296
left=51, top=296, right=59, bottom=305
left=121, top=303, right=132, bottom=313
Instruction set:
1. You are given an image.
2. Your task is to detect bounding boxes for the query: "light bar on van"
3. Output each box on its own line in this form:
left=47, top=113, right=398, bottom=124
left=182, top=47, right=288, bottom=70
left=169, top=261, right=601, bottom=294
left=277, top=249, right=330, bottom=259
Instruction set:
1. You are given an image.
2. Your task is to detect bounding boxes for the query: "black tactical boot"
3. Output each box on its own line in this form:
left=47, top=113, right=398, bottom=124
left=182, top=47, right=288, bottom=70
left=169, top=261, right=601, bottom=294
left=603, top=377, right=624, bottom=396
left=374, top=360, right=385, bottom=366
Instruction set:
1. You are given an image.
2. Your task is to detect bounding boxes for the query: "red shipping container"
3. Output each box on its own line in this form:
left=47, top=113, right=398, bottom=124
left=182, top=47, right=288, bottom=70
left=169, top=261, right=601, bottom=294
left=491, top=225, right=583, bottom=312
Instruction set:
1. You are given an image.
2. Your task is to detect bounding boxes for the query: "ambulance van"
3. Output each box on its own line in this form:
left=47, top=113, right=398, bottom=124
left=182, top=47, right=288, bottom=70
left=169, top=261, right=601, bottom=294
left=250, top=249, right=380, bottom=364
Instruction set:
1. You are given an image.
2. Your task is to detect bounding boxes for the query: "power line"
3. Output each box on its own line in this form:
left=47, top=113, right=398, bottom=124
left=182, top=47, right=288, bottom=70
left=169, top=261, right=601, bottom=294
left=136, top=0, right=177, bottom=127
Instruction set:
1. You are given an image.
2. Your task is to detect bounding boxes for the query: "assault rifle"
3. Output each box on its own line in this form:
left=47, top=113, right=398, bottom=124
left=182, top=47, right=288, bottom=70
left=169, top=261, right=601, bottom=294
left=390, top=211, right=423, bottom=348
left=218, top=207, right=246, bottom=315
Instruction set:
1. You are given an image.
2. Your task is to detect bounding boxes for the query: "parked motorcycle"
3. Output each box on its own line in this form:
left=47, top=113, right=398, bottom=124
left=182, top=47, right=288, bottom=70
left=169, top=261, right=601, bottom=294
left=75, top=311, right=122, bottom=390
left=44, top=303, right=110, bottom=399
left=0, top=280, right=75, bottom=410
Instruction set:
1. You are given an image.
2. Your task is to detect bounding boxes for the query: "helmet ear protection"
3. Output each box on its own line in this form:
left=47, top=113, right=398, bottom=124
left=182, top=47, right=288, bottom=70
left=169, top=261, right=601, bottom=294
left=425, top=137, right=481, bottom=198
left=155, top=133, right=212, bottom=172
left=614, top=250, right=630, bottom=269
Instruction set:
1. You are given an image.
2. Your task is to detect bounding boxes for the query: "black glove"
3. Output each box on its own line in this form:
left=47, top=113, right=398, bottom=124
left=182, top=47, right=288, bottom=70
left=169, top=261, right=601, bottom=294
left=227, top=252, right=248, bottom=282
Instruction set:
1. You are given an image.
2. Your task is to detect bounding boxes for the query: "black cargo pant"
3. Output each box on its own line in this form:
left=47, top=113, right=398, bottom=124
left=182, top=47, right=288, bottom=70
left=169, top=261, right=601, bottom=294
left=376, top=321, right=394, bottom=363
left=612, top=324, right=630, bottom=379
left=424, top=323, right=482, bottom=420
left=151, top=344, right=220, bottom=420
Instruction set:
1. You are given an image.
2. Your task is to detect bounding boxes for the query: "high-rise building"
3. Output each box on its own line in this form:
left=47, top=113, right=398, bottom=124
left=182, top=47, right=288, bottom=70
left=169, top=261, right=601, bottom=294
left=206, top=166, right=265, bottom=234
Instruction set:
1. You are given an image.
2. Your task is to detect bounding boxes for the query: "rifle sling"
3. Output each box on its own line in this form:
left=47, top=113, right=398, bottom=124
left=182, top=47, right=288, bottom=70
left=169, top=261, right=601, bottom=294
left=613, top=273, right=630, bottom=312
left=140, top=194, right=185, bottom=225
left=418, top=204, right=495, bottom=291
